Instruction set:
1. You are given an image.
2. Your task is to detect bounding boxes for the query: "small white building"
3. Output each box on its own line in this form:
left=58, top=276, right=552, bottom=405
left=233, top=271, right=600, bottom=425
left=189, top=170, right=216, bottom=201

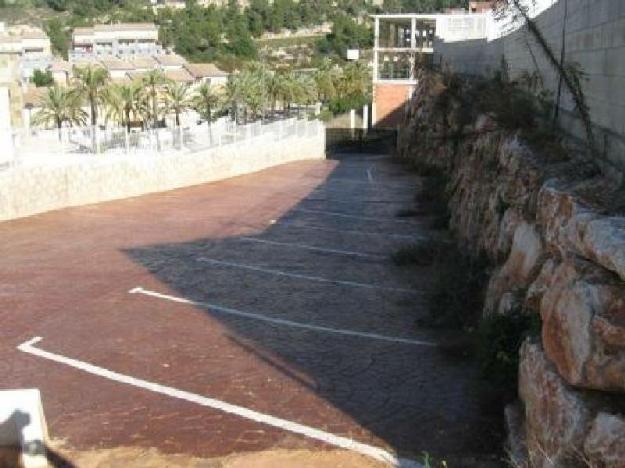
left=0, top=23, right=52, bottom=83
left=184, top=63, right=229, bottom=87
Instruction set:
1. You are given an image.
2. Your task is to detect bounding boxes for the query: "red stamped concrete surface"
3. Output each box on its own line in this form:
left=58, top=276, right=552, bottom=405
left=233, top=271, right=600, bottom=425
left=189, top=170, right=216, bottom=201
left=0, top=155, right=496, bottom=465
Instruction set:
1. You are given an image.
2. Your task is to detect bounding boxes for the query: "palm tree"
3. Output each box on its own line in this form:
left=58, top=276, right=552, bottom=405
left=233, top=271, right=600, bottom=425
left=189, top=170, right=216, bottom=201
left=274, top=71, right=297, bottom=117
left=338, top=61, right=371, bottom=101
left=267, top=72, right=283, bottom=118
left=142, top=69, right=168, bottom=128
left=102, top=82, right=147, bottom=132
left=192, top=83, right=221, bottom=143
left=239, top=71, right=263, bottom=122
left=294, top=74, right=317, bottom=117
left=245, top=62, right=271, bottom=119
left=73, top=65, right=109, bottom=126
left=164, top=82, right=192, bottom=127
left=224, top=74, right=241, bottom=124
left=314, top=60, right=339, bottom=104
left=31, top=85, right=87, bottom=140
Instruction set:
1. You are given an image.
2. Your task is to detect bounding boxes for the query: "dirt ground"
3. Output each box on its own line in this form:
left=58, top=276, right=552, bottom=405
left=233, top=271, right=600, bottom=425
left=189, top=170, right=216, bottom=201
left=52, top=443, right=385, bottom=468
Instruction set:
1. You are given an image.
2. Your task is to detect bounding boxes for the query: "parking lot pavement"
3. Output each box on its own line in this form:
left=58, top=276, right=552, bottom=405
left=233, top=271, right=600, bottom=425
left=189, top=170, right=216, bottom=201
left=0, top=154, right=491, bottom=464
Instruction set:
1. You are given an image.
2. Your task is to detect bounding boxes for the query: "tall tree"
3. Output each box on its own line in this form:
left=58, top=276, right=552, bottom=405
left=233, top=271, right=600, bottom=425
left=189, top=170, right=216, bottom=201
left=142, top=69, right=168, bottom=128
left=103, top=82, right=147, bottom=132
left=193, top=83, right=222, bottom=142
left=31, top=86, right=87, bottom=140
left=164, top=82, right=193, bottom=127
left=73, top=65, right=109, bottom=126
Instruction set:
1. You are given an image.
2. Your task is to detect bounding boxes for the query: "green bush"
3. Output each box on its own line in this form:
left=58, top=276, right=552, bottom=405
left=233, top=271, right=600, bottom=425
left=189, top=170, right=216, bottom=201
left=32, top=69, right=54, bottom=87
left=318, top=108, right=333, bottom=122
left=426, top=253, right=490, bottom=330
left=392, top=241, right=445, bottom=266
left=477, top=312, right=541, bottom=397
left=328, top=94, right=368, bottom=115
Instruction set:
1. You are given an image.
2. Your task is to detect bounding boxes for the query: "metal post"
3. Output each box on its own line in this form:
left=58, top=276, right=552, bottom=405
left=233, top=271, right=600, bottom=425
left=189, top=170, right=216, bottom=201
left=60, top=127, right=65, bottom=158
left=373, top=17, right=380, bottom=84
left=125, top=127, right=130, bottom=155
left=350, top=109, right=356, bottom=138
left=362, top=104, right=369, bottom=133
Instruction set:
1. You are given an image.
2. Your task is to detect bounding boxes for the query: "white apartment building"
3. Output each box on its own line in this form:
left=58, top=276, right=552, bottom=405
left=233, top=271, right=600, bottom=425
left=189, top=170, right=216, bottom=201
left=0, top=23, right=52, bottom=82
left=71, top=23, right=163, bottom=61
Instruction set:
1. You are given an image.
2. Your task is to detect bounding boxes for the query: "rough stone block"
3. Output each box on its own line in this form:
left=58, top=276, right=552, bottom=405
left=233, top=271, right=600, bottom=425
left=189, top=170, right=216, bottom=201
left=540, top=258, right=625, bottom=391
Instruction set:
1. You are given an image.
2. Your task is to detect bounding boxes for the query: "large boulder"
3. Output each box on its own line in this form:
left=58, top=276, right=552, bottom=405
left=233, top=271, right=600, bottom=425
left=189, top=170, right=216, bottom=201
left=519, top=341, right=593, bottom=468
left=485, top=222, right=544, bottom=315
left=540, top=258, right=625, bottom=391
left=584, top=412, right=625, bottom=467
left=538, top=181, right=625, bottom=282
left=525, top=258, right=558, bottom=312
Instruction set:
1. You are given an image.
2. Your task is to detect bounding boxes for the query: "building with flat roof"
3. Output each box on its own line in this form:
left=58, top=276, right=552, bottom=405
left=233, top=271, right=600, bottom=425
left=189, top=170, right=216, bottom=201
left=371, top=12, right=490, bottom=127
left=0, top=23, right=52, bottom=82
left=371, top=14, right=436, bottom=128
left=71, top=23, right=162, bottom=61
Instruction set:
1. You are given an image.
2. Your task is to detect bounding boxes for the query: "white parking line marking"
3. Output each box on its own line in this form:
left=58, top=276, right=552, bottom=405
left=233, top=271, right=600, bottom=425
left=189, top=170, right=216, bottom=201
left=303, top=186, right=416, bottom=201
left=129, top=287, right=436, bottom=347
left=366, top=166, right=374, bottom=183
left=17, top=337, right=422, bottom=468
left=239, top=237, right=385, bottom=260
left=196, top=257, right=423, bottom=295
left=313, top=180, right=416, bottom=190
left=293, top=208, right=421, bottom=224
left=280, top=222, right=430, bottom=241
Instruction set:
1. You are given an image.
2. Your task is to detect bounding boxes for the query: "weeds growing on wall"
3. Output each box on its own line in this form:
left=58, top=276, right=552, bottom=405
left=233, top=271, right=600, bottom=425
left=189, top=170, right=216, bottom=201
left=477, top=312, right=542, bottom=399
left=492, top=0, right=597, bottom=157
left=426, top=252, right=490, bottom=330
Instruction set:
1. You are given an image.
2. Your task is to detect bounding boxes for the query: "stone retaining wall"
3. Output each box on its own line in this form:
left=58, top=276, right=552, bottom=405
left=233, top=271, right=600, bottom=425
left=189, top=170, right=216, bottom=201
left=398, top=70, right=625, bottom=467
left=0, top=122, right=325, bottom=222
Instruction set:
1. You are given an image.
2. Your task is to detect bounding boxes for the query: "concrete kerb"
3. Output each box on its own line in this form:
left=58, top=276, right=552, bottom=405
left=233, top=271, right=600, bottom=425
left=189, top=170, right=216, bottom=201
left=0, top=389, right=49, bottom=468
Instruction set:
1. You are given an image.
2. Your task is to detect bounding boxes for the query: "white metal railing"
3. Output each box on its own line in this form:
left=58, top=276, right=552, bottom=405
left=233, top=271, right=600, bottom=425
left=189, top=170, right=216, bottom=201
left=4, top=116, right=323, bottom=168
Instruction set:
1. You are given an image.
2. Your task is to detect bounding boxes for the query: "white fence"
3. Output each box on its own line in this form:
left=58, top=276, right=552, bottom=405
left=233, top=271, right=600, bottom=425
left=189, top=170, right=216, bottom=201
left=5, top=117, right=322, bottom=168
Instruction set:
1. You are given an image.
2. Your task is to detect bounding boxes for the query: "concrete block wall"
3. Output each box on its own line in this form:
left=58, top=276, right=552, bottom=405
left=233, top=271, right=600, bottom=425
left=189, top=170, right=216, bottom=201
left=0, top=123, right=325, bottom=222
left=434, top=0, right=625, bottom=172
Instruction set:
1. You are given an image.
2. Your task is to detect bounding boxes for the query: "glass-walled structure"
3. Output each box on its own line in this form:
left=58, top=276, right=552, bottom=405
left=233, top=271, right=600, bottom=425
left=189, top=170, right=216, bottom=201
left=372, top=14, right=437, bottom=83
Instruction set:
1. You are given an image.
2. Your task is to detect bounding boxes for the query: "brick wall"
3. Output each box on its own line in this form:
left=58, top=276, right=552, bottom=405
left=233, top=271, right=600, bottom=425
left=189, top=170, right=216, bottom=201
left=373, top=83, right=414, bottom=128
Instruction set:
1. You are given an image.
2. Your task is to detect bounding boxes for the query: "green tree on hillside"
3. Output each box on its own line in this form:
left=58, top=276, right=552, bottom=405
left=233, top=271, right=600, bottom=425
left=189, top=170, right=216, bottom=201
left=317, top=15, right=372, bottom=58
left=32, top=69, right=54, bottom=87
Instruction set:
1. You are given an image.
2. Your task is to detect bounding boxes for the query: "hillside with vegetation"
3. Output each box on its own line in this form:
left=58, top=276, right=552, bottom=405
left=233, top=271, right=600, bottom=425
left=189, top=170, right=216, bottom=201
left=2, top=0, right=467, bottom=121
left=2, top=0, right=468, bottom=66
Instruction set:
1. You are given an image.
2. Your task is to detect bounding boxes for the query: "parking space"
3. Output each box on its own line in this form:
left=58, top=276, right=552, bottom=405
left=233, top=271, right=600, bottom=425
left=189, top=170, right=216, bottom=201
left=0, top=155, right=490, bottom=466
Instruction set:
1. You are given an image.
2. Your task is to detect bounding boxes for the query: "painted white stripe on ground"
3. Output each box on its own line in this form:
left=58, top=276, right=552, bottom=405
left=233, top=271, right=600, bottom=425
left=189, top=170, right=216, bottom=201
left=366, top=166, right=374, bottom=183
left=280, top=222, right=430, bottom=241
left=130, top=287, right=436, bottom=346
left=305, top=198, right=407, bottom=205
left=312, top=179, right=416, bottom=190
left=17, top=337, right=422, bottom=468
left=197, top=257, right=422, bottom=295
left=239, top=237, right=385, bottom=260
left=293, top=208, right=421, bottom=224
